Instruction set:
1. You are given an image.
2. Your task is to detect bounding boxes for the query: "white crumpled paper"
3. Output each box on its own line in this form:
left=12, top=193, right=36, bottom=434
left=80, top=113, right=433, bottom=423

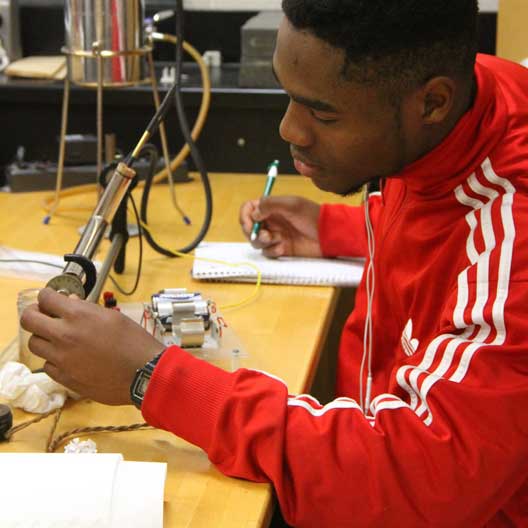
left=0, top=361, right=72, bottom=413
left=64, top=438, right=98, bottom=454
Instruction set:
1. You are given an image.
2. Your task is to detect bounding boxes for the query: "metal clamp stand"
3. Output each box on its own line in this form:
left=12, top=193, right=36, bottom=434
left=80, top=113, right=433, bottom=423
left=49, top=6, right=175, bottom=220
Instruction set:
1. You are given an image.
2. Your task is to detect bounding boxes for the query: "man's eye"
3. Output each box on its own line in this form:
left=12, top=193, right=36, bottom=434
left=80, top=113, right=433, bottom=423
left=310, top=110, right=338, bottom=124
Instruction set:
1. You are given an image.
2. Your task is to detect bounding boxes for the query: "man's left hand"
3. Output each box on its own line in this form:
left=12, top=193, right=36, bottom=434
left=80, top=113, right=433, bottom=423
left=20, top=287, right=165, bottom=406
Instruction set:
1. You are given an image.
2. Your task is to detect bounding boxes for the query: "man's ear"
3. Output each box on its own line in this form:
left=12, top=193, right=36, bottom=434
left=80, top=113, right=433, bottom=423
left=420, top=76, right=456, bottom=125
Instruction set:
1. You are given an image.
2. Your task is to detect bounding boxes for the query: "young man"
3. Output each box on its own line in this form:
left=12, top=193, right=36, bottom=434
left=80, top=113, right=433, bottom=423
left=22, top=1, right=528, bottom=526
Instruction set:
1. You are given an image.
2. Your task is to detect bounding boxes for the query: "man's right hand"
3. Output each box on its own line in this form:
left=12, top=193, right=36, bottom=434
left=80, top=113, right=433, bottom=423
left=239, top=196, right=322, bottom=258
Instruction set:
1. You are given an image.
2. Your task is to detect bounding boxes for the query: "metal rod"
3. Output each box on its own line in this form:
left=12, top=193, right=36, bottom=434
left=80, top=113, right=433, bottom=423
left=87, top=234, right=125, bottom=303
left=49, top=77, right=71, bottom=218
left=95, top=41, right=104, bottom=186
left=62, top=162, right=135, bottom=277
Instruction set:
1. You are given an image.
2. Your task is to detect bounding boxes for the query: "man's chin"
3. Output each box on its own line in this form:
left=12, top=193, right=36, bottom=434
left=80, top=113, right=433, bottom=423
left=340, top=182, right=367, bottom=197
left=309, top=176, right=332, bottom=193
left=309, top=174, right=365, bottom=196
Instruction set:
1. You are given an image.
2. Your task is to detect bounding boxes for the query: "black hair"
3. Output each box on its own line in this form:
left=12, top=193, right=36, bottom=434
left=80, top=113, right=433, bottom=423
left=282, top=0, right=478, bottom=94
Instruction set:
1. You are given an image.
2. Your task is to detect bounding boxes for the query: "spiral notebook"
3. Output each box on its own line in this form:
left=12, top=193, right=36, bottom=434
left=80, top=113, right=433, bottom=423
left=192, top=242, right=364, bottom=287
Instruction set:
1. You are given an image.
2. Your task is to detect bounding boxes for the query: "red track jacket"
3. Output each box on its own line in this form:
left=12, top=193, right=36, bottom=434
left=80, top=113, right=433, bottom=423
left=143, top=55, right=528, bottom=527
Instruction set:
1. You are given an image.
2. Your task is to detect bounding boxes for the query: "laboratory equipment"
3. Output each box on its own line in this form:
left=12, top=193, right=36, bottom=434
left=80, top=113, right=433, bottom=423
left=47, top=0, right=212, bottom=301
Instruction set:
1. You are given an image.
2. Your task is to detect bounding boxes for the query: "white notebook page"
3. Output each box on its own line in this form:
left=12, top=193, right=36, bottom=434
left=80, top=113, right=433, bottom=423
left=192, top=242, right=364, bottom=287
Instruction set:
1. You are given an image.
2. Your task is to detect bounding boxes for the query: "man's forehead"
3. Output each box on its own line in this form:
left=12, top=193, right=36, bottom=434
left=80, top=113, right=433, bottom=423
left=273, top=20, right=360, bottom=112
left=275, top=19, right=345, bottom=83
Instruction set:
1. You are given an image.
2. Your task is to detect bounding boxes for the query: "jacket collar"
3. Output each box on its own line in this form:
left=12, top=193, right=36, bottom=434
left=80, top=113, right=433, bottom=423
left=392, top=55, right=508, bottom=196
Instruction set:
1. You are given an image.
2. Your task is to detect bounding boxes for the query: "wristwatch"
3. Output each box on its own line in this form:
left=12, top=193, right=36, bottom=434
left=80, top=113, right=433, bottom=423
left=130, top=351, right=164, bottom=409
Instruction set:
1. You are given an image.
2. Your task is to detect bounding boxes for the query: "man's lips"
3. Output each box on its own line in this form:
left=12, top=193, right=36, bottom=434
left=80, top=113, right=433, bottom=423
left=292, top=155, right=322, bottom=178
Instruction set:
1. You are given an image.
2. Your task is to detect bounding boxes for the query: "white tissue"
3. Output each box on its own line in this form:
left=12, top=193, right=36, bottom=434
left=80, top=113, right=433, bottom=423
left=0, top=361, right=69, bottom=413
left=64, top=438, right=98, bottom=454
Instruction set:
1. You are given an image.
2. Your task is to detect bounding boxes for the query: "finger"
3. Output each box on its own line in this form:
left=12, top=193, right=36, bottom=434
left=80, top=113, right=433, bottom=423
left=250, top=228, right=283, bottom=250
left=38, top=287, right=76, bottom=318
left=239, top=200, right=259, bottom=236
left=20, top=302, right=39, bottom=318
left=262, top=240, right=288, bottom=258
left=27, top=334, right=56, bottom=362
left=20, top=304, right=58, bottom=340
left=253, top=231, right=288, bottom=257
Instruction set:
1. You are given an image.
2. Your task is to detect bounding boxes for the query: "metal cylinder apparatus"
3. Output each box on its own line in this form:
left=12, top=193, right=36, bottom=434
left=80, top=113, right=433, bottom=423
left=64, top=0, right=150, bottom=86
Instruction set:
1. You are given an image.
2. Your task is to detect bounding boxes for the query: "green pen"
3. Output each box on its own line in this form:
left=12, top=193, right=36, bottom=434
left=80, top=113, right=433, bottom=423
left=250, top=160, right=280, bottom=242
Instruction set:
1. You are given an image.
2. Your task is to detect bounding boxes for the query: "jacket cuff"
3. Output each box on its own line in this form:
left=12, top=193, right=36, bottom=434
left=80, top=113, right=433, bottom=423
left=318, top=204, right=367, bottom=257
left=142, top=345, right=235, bottom=451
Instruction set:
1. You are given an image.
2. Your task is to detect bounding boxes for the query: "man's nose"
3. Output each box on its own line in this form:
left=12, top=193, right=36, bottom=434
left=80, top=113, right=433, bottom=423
left=279, top=100, right=314, bottom=148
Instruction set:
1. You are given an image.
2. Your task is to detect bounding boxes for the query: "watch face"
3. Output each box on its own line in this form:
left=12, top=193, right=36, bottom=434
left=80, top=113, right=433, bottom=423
left=131, top=352, right=163, bottom=408
left=137, top=376, right=150, bottom=396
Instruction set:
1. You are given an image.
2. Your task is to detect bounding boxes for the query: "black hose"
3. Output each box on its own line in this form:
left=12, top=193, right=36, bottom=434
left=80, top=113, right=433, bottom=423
left=139, top=0, right=212, bottom=257
left=108, top=191, right=144, bottom=296
left=138, top=144, right=176, bottom=256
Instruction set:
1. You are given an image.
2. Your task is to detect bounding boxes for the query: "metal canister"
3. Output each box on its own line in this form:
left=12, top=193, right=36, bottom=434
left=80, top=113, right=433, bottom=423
left=64, top=0, right=149, bottom=86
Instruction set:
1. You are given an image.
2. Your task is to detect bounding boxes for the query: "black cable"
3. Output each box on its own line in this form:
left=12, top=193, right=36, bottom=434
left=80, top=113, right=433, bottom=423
left=143, top=84, right=180, bottom=142
left=108, top=192, right=143, bottom=297
left=171, top=0, right=212, bottom=253
left=139, top=0, right=212, bottom=257
left=138, top=144, right=172, bottom=256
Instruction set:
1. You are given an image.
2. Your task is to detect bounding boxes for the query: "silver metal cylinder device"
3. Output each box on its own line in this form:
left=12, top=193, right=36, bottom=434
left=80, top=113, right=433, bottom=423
left=150, top=291, right=213, bottom=348
left=64, top=0, right=149, bottom=86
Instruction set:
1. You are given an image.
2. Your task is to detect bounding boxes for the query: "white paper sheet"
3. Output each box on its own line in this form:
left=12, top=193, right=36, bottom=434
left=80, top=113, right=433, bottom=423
left=0, top=453, right=167, bottom=528
left=112, top=461, right=167, bottom=528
